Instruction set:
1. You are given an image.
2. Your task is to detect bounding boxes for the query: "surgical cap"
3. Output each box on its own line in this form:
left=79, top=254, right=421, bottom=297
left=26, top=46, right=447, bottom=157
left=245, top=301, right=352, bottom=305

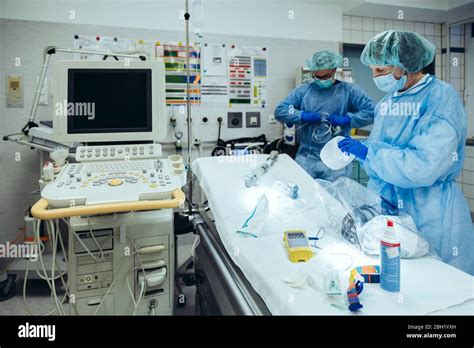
left=306, top=50, right=343, bottom=71
left=360, top=30, right=436, bottom=73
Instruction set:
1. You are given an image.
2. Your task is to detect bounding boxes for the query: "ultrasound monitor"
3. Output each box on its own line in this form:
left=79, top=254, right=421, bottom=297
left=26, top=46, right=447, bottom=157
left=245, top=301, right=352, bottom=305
left=53, top=60, right=166, bottom=143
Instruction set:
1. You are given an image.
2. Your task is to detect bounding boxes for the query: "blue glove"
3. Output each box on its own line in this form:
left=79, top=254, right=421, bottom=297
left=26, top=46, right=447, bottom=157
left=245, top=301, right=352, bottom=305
left=328, top=114, right=351, bottom=127
left=338, top=137, right=368, bottom=160
left=301, top=111, right=321, bottom=123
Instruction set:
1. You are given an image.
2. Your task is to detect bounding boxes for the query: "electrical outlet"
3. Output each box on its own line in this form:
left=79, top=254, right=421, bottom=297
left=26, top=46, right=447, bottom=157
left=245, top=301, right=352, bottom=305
left=169, top=116, right=177, bottom=127
left=6, top=74, right=23, bottom=108
left=201, top=116, right=210, bottom=125
left=227, top=112, right=243, bottom=128
left=246, top=112, right=261, bottom=128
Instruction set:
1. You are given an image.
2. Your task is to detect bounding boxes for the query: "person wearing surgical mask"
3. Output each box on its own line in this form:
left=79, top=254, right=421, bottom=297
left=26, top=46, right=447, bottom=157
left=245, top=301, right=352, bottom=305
left=274, top=50, right=375, bottom=180
left=372, top=66, right=408, bottom=93
left=338, top=30, right=474, bottom=275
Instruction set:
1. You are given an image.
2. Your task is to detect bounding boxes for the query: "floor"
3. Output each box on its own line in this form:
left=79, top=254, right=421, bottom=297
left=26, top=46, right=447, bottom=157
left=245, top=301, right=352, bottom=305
left=0, top=233, right=197, bottom=316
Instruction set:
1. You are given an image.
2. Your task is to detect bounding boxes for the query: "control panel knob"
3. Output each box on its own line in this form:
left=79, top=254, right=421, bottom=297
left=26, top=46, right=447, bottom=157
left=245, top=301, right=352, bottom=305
left=108, top=179, right=123, bottom=186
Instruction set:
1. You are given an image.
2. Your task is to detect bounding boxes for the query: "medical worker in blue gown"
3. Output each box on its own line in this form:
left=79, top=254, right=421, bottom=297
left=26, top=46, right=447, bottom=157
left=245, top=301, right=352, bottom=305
left=338, top=31, right=474, bottom=275
left=274, top=50, right=375, bottom=180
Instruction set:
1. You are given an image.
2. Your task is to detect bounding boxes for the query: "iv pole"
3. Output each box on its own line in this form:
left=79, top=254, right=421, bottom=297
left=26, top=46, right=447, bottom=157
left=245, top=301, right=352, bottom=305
left=184, top=0, right=193, bottom=212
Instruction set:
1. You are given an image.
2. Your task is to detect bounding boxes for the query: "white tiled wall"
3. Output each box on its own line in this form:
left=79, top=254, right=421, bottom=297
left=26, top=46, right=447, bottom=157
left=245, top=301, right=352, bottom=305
left=343, top=15, right=443, bottom=78
left=461, top=146, right=474, bottom=211
left=443, top=24, right=470, bottom=211
left=447, top=24, right=466, bottom=103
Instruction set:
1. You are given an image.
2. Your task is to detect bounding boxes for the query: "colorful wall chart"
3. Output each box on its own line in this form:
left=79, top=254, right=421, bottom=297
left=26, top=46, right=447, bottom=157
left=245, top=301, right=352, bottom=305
left=253, top=56, right=267, bottom=107
left=73, top=35, right=268, bottom=108
left=228, top=45, right=267, bottom=108
left=155, top=42, right=201, bottom=105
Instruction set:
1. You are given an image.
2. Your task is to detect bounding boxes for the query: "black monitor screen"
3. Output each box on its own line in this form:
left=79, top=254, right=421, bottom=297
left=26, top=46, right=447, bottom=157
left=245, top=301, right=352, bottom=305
left=67, top=69, right=152, bottom=134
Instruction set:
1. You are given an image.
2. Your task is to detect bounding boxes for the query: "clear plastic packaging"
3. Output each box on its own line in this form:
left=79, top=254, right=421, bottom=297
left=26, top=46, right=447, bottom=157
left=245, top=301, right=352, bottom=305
left=273, top=181, right=299, bottom=199
left=321, top=177, right=383, bottom=246
left=316, top=177, right=428, bottom=258
left=358, top=215, right=429, bottom=258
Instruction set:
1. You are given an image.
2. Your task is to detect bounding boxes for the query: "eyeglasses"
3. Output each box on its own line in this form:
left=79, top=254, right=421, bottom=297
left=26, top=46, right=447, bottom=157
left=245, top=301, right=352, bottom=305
left=312, top=72, right=334, bottom=80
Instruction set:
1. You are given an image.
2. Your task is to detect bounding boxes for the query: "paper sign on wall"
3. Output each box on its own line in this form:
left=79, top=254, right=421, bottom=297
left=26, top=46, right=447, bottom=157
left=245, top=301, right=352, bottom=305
left=201, top=43, right=228, bottom=106
left=129, top=39, right=155, bottom=60
left=202, top=44, right=227, bottom=76
left=73, top=35, right=129, bottom=60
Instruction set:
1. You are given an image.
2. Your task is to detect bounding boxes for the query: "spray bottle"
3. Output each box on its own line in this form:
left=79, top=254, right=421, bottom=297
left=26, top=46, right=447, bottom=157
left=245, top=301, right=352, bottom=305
left=380, top=219, right=400, bottom=292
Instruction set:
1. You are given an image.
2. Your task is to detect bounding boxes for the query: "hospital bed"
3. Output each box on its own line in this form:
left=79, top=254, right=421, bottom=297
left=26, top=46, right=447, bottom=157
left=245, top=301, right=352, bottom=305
left=193, top=213, right=270, bottom=315
left=191, top=154, right=474, bottom=315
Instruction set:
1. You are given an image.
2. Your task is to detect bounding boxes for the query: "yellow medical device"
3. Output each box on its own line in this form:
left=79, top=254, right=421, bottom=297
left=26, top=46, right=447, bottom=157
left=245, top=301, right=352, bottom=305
left=283, top=230, right=314, bottom=263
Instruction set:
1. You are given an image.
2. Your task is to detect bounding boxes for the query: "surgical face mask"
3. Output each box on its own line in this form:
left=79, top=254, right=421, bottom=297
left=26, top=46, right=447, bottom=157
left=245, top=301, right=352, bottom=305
left=314, top=78, right=334, bottom=89
left=236, top=194, right=269, bottom=238
left=373, top=69, right=407, bottom=93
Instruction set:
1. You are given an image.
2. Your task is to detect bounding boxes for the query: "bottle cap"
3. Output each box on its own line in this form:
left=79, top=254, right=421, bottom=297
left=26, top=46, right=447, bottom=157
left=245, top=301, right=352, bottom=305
left=387, top=219, right=394, bottom=227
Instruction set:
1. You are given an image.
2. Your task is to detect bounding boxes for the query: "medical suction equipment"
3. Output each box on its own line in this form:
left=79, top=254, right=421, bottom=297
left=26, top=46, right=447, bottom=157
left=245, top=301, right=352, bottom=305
left=311, top=112, right=343, bottom=144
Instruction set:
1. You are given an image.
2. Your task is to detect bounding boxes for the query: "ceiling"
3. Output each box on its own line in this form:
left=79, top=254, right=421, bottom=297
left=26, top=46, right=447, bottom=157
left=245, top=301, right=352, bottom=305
left=303, top=0, right=473, bottom=11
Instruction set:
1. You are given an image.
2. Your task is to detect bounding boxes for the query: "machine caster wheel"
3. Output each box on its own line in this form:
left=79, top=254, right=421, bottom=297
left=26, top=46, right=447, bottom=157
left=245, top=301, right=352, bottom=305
left=0, top=274, right=17, bottom=301
left=177, top=293, right=186, bottom=308
left=183, top=275, right=195, bottom=286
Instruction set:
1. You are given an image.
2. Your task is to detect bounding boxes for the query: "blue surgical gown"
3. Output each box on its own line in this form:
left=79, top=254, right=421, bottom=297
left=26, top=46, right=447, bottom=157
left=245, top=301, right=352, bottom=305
left=363, top=75, right=474, bottom=275
left=274, top=80, right=375, bottom=180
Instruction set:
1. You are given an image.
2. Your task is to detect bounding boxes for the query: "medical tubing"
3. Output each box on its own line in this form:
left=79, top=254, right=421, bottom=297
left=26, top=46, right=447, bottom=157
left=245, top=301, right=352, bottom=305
left=127, top=235, right=147, bottom=315
left=23, top=220, right=63, bottom=315
left=87, top=216, right=105, bottom=260
left=48, top=220, right=62, bottom=314
left=39, top=220, right=63, bottom=314
left=56, top=219, right=79, bottom=315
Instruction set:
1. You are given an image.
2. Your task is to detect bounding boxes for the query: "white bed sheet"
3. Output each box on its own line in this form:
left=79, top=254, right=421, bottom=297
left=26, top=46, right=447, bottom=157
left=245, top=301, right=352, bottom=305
left=192, top=154, right=474, bottom=315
